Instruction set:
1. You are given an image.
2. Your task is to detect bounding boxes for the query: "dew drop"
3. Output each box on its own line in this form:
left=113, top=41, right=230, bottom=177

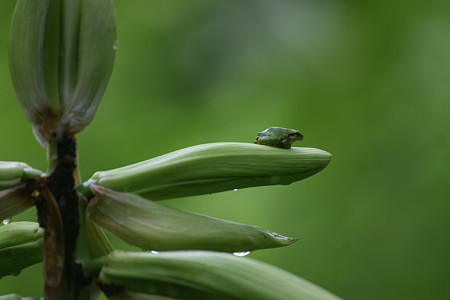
left=2, top=218, right=11, bottom=225
left=151, top=250, right=159, bottom=254
left=233, top=189, right=238, bottom=192
left=233, top=251, right=250, bottom=257
left=113, top=40, right=119, bottom=51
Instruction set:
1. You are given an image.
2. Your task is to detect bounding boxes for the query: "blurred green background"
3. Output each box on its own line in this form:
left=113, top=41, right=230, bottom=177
left=1, top=0, right=449, bottom=299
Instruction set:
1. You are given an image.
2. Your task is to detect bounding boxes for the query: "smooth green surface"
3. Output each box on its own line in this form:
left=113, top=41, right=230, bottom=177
left=87, top=186, right=296, bottom=252
left=0, top=161, right=42, bottom=191
left=0, top=222, right=43, bottom=278
left=86, top=143, right=331, bottom=200
left=100, top=250, right=341, bottom=300
left=0, top=0, right=449, bottom=299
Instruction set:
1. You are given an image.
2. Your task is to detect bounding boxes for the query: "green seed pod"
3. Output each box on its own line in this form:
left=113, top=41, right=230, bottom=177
left=9, top=0, right=117, bottom=145
left=0, top=222, right=44, bottom=278
left=87, top=186, right=296, bottom=252
left=98, top=250, right=342, bottom=300
left=84, top=143, right=331, bottom=200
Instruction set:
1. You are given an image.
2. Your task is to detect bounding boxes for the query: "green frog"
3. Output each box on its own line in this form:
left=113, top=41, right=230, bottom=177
left=254, top=127, right=303, bottom=149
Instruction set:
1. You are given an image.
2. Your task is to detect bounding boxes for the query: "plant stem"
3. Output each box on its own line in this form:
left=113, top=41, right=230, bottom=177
left=46, top=137, right=59, bottom=175
left=40, top=184, right=65, bottom=298
left=38, top=134, right=89, bottom=299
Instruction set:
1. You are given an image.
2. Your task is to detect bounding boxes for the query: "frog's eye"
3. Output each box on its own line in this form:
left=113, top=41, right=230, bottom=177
left=289, top=132, right=303, bottom=140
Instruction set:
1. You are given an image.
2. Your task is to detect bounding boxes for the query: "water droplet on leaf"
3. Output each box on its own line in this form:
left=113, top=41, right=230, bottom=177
left=233, top=189, right=238, bottom=192
left=233, top=251, right=251, bottom=257
left=113, top=40, right=119, bottom=51
left=2, top=218, right=11, bottom=225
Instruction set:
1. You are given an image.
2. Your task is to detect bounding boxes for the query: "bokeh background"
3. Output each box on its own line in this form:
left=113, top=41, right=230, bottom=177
left=1, top=0, right=449, bottom=299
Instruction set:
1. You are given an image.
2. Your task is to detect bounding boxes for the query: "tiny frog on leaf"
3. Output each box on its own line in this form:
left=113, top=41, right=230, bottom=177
left=254, top=127, right=303, bottom=149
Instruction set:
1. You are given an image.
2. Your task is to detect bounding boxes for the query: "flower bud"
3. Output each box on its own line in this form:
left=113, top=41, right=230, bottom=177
left=9, top=0, right=117, bottom=145
left=0, top=161, right=42, bottom=191
left=0, top=222, right=44, bottom=278
left=98, top=250, right=342, bottom=300
left=87, top=186, right=296, bottom=252
left=84, top=143, right=332, bottom=200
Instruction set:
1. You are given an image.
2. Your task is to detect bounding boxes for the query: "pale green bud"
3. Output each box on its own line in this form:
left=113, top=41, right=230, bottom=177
left=84, top=142, right=331, bottom=200
left=87, top=186, right=296, bottom=252
left=9, top=0, right=117, bottom=145
left=0, top=161, right=42, bottom=191
left=98, top=250, right=342, bottom=300
left=0, top=162, right=41, bottom=220
left=0, top=222, right=44, bottom=278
